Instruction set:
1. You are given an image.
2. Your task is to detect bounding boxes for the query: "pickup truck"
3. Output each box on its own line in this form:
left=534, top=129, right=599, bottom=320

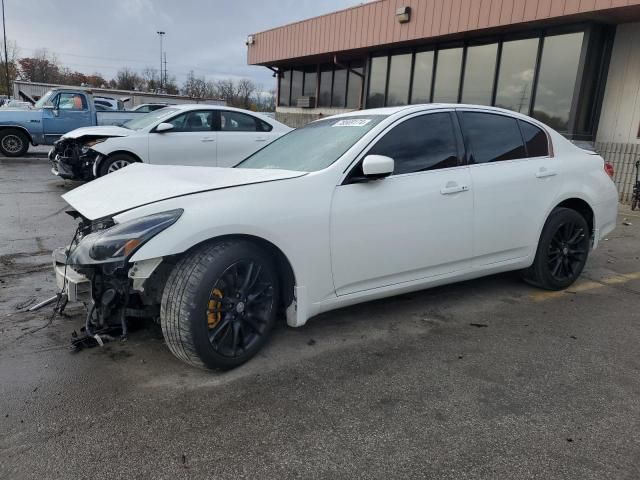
left=0, top=88, right=142, bottom=157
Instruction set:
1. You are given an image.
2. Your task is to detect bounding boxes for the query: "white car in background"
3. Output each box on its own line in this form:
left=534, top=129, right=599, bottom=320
left=50, top=104, right=291, bottom=179
left=54, top=104, right=618, bottom=370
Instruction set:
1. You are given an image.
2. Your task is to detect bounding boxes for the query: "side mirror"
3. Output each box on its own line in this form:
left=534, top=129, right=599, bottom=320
left=155, top=122, right=174, bottom=133
left=362, top=155, right=394, bottom=179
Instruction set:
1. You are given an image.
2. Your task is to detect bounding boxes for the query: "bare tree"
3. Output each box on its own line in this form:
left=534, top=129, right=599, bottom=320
left=236, top=78, right=256, bottom=109
left=182, top=70, right=208, bottom=98
left=115, top=67, right=144, bottom=91
left=0, top=39, right=19, bottom=96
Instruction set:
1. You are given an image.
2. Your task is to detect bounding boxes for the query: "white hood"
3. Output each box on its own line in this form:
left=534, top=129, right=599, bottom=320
left=61, top=125, right=132, bottom=140
left=62, top=163, right=305, bottom=220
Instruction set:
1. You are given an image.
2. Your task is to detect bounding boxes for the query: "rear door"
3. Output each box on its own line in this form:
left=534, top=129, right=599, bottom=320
left=457, top=110, right=559, bottom=265
left=147, top=110, right=217, bottom=166
left=215, top=110, right=278, bottom=167
left=330, top=111, right=474, bottom=295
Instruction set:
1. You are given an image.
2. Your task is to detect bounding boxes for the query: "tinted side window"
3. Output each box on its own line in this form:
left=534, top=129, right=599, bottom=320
left=220, top=111, right=259, bottom=132
left=519, top=120, right=549, bottom=158
left=368, top=113, right=459, bottom=175
left=460, top=112, right=526, bottom=163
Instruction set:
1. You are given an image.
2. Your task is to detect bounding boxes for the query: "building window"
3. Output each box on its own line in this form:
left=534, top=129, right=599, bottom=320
left=386, top=53, right=412, bottom=106
left=433, top=47, right=463, bottom=103
left=367, top=56, right=388, bottom=108
left=346, top=61, right=364, bottom=109
left=318, top=65, right=332, bottom=108
left=410, top=50, right=434, bottom=104
left=494, top=37, right=539, bottom=114
left=303, top=67, right=317, bottom=98
left=291, top=69, right=304, bottom=107
left=462, top=43, right=498, bottom=105
left=533, top=32, right=584, bottom=132
left=332, top=67, right=347, bottom=107
left=278, top=69, right=291, bottom=107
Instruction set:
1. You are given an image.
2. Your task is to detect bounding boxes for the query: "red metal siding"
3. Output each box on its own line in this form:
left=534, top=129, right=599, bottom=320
left=247, top=0, right=640, bottom=65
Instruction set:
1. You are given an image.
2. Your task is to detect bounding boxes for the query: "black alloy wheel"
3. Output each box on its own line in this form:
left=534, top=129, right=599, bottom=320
left=206, top=260, right=275, bottom=358
left=546, top=219, right=588, bottom=282
left=161, top=241, right=279, bottom=369
left=523, top=207, right=590, bottom=290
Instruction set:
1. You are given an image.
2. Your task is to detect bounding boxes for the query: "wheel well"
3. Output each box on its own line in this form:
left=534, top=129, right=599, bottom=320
left=105, top=150, right=142, bottom=163
left=0, top=126, right=33, bottom=144
left=179, top=234, right=296, bottom=311
left=556, top=198, right=594, bottom=235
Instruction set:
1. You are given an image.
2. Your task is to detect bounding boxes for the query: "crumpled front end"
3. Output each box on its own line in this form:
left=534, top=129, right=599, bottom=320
left=53, top=209, right=182, bottom=343
left=49, top=137, right=107, bottom=181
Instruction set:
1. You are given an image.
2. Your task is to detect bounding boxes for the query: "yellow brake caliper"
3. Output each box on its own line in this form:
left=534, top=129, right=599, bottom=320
left=207, top=288, right=224, bottom=328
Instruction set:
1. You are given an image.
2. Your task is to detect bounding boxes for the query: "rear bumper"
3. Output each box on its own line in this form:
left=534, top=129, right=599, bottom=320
left=593, top=197, right=618, bottom=249
left=52, top=247, right=91, bottom=303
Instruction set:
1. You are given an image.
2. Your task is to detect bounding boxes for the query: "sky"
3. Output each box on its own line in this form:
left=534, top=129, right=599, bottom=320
left=6, top=0, right=365, bottom=89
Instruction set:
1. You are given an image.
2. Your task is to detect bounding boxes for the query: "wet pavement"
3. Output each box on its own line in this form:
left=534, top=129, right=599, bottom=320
left=1, top=156, right=640, bottom=479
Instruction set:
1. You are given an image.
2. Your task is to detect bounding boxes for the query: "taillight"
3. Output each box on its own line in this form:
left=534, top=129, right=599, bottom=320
left=604, top=162, right=614, bottom=178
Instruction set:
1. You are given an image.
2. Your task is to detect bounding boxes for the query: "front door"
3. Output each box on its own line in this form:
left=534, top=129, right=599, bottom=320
left=147, top=110, right=217, bottom=166
left=43, top=92, right=92, bottom=141
left=457, top=110, right=560, bottom=265
left=330, top=111, right=474, bottom=296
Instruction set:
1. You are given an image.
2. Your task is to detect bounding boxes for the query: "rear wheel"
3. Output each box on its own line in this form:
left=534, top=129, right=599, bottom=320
left=523, top=208, right=590, bottom=290
left=0, top=129, right=29, bottom=157
left=98, top=153, right=135, bottom=176
left=161, top=241, right=279, bottom=370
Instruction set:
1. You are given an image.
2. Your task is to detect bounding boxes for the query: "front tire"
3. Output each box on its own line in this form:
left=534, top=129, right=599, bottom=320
left=0, top=129, right=29, bottom=157
left=97, top=153, right=135, bottom=176
left=523, top=208, right=590, bottom=290
left=161, top=241, right=279, bottom=370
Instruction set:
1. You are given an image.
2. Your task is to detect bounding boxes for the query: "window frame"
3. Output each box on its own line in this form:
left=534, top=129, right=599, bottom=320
left=215, top=110, right=268, bottom=133
left=157, top=109, right=216, bottom=133
left=455, top=108, right=553, bottom=165
left=342, top=109, right=465, bottom=185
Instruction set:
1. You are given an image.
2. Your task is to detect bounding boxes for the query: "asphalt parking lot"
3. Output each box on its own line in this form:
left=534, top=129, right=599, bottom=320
left=1, top=156, right=640, bottom=479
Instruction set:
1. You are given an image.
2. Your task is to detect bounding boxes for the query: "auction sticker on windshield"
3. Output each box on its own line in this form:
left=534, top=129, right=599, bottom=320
left=332, top=119, right=372, bottom=127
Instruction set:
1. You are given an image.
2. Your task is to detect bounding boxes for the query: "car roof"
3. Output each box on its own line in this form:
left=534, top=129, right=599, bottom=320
left=326, top=103, right=547, bottom=127
left=166, top=104, right=288, bottom=127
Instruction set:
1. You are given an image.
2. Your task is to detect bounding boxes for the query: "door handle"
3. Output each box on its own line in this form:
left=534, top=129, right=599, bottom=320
left=200, top=137, right=215, bottom=142
left=440, top=183, right=470, bottom=195
left=255, top=138, right=267, bottom=142
left=536, top=168, right=557, bottom=178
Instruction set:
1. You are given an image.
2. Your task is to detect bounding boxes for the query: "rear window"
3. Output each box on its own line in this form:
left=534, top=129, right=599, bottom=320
left=519, top=120, right=549, bottom=157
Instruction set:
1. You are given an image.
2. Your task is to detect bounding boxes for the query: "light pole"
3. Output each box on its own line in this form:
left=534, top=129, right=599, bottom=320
left=2, top=0, right=10, bottom=99
left=157, top=31, right=165, bottom=92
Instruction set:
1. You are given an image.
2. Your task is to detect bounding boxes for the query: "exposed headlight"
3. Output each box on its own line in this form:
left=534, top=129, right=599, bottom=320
left=82, top=138, right=107, bottom=154
left=85, top=138, right=107, bottom=148
left=68, top=209, right=183, bottom=265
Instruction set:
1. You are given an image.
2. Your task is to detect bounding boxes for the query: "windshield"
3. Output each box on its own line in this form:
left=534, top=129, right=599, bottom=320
left=123, top=107, right=179, bottom=130
left=236, top=116, right=385, bottom=172
left=34, top=90, right=55, bottom=109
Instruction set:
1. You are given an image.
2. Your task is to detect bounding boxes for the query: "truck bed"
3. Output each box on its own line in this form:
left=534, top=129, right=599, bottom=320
left=96, top=110, right=145, bottom=126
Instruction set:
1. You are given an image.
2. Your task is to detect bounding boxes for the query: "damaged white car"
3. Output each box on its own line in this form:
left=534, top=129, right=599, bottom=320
left=53, top=105, right=618, bottom=369
left=49, top=104, right=290, bottom=181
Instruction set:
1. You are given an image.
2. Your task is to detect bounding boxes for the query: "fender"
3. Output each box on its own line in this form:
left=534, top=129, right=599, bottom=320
left=0, top=124, right=36, bottom=144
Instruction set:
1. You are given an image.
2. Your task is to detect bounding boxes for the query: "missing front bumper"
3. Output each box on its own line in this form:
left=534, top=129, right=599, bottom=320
left=52, top=247, right=91, bottom=303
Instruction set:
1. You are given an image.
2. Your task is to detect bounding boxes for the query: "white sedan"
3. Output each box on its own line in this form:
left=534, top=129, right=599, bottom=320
left=50, top=104, right=291, bottom=179
left=55, top=104, right=618, bottom=369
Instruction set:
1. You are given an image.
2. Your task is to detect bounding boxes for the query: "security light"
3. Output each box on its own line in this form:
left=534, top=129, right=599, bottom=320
left=396, top=6, right=411, bottom=23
